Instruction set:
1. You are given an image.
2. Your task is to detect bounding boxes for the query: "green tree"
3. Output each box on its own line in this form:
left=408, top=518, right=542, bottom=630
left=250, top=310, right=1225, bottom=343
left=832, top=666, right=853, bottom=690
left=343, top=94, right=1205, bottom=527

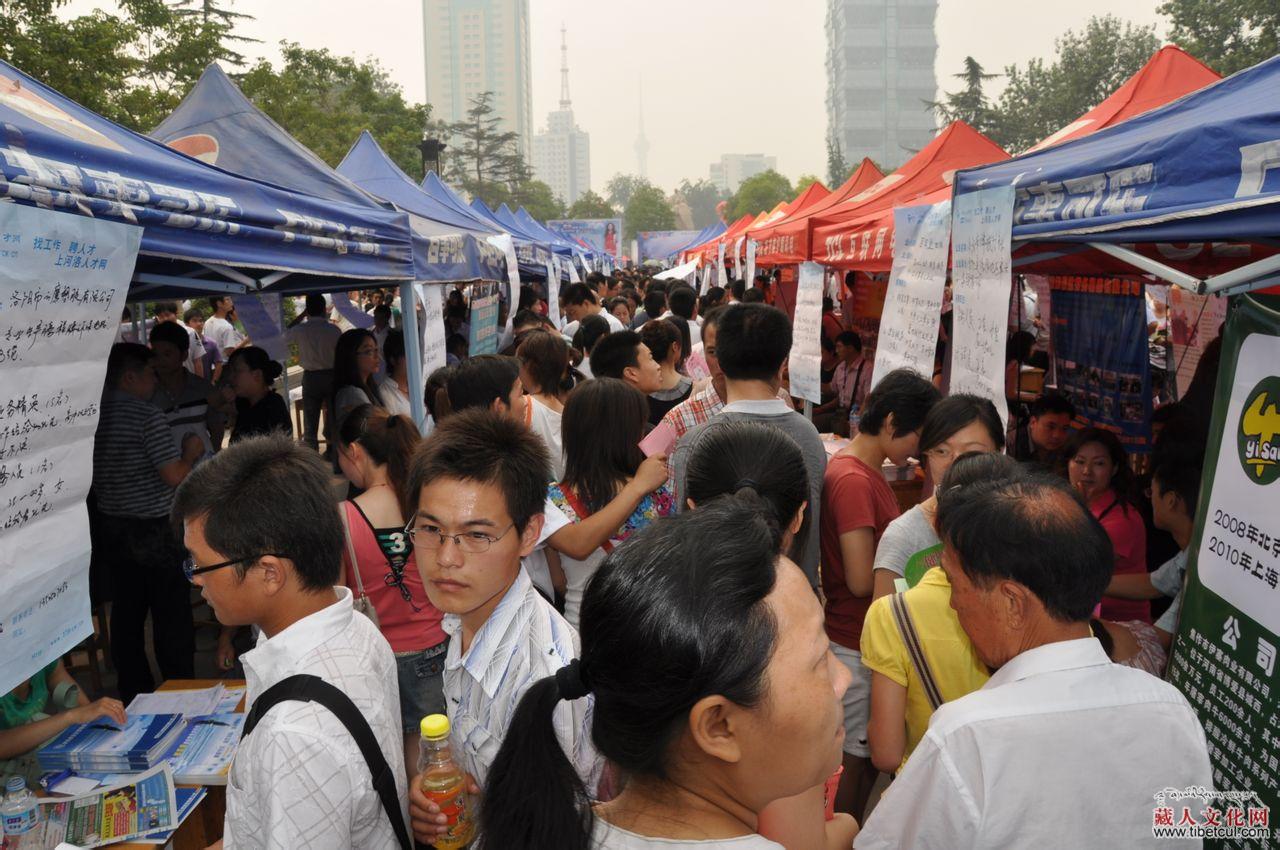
left=605, top=173, right=644, bottom=210
left=1159, top=0, right=1279, bottom=75
left=826, top=135, right=850, bottom=187
left=990, top=15, right=1161, bottom=152
left=237, top=43, right=431, bottom=179
left=511, top=179, right=565, bottom=222
left=0, top=0, right=236, bottom=131
left=794, top=173, right=822, bottom=194
left=623, top=182, right=676, bottom=242
left=170, top=0, right=259, bottom=66
left=729, top=170, right=793, bottom=221
left=674, top=178, right=725, bottom=230
left=565, top=190, right=616, bottom=219
left=438, top=91, right=530, bottom=205
left=928, top=57, right=1000, bottom=135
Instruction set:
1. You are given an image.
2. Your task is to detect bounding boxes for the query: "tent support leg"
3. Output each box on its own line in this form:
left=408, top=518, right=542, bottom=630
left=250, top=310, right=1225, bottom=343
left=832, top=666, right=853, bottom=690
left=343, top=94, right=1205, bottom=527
left=1203, top=253, right=1280, bottom=295
left=401, top=282, right=427, bottom=435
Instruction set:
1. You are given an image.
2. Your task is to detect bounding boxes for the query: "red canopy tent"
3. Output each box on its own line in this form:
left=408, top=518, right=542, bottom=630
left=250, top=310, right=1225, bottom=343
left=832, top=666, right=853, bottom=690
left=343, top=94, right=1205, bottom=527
left=811, top=121, right=1009, bottom=267
left=687, top=213, right=755, bottom=263
left=752, top=158, right=884, bottom=265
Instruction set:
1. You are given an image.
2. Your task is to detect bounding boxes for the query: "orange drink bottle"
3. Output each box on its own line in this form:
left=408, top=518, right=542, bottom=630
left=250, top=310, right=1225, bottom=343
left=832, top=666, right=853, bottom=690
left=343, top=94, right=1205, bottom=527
left=419, top=714, right=476, bottom=849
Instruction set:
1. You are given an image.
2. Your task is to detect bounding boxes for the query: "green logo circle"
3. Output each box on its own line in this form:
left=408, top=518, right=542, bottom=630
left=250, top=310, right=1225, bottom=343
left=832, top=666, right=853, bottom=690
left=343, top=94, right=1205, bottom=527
left=1238, top=375, right=1280, bottom=485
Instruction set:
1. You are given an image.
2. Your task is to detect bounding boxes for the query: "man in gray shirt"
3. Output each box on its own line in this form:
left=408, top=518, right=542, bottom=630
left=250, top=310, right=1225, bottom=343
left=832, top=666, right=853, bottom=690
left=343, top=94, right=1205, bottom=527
left=671, top=304, right=826, bottom=587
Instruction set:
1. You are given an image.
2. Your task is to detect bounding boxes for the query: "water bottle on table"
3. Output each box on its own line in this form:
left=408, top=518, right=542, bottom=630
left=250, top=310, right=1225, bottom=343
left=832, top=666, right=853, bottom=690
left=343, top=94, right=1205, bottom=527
left=1, top=776, right=39, bottom=849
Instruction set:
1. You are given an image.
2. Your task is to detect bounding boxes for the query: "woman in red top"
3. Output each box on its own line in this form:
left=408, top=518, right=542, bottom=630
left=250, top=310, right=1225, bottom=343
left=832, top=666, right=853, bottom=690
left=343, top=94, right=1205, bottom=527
left=336, top=404, right=448, bottom=780
left=1067, top=428, right=1151, bottom=623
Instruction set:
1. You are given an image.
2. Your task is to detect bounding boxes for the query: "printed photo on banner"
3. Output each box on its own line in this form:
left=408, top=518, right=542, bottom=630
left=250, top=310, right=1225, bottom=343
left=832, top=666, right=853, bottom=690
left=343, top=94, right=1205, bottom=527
left=548, top=219, right=623, bottom=257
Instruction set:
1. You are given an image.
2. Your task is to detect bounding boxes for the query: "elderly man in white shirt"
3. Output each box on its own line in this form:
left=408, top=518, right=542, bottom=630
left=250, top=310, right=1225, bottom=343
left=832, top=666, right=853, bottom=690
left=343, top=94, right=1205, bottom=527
left=175, top=434, right=409, bottom=850
left=856, top=461, right=1212, bottom=850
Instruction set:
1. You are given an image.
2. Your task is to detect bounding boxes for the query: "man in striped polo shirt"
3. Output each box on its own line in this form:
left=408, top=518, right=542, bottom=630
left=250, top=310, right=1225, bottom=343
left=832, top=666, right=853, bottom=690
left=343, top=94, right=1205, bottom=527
left=92, top=343, right=205, bottom=703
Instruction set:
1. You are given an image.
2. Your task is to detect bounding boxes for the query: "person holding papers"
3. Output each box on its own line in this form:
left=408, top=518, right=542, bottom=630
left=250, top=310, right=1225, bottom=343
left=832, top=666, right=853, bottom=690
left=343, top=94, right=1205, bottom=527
left=0, top=658, right=125, bottom=783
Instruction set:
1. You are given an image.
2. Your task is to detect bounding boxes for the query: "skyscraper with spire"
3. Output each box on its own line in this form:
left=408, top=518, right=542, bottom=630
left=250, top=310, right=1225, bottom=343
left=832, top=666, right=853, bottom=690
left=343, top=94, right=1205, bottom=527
left=532, top=25, right=591, bottom=206
left=634, top=83, right=649, bottom=180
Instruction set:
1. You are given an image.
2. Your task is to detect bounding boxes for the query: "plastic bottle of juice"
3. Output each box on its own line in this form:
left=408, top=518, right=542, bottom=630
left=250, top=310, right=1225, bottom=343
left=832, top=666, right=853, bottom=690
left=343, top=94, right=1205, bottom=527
left=0, top=776, right=39, bottom=849
left=419, top=714, right=475, bottom=850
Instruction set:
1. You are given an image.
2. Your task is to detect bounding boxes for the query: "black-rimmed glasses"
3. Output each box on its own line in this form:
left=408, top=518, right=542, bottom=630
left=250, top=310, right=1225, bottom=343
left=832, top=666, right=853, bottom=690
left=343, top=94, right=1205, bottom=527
left=182, top=553, right=287, bottom=584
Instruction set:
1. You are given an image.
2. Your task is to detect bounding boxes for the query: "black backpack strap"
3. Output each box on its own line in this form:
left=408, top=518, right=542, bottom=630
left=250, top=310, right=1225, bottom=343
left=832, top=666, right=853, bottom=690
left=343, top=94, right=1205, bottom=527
left=242, top=674, right=411, bottom=850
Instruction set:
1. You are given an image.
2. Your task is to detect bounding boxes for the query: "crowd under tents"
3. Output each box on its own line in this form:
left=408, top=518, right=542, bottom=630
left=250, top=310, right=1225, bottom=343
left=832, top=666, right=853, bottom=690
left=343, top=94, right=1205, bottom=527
left=0, top=59, right=415, bottom=298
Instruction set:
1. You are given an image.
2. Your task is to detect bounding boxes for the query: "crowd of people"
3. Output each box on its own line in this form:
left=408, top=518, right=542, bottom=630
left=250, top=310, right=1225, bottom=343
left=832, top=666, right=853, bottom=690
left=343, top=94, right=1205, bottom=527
left=1, top=267, right=1222, bottom=849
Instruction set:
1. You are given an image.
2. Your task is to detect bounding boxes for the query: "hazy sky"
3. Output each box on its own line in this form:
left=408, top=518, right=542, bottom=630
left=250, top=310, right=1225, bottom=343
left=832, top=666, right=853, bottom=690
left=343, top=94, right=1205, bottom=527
left=69, top=0, right=1167, bottom=192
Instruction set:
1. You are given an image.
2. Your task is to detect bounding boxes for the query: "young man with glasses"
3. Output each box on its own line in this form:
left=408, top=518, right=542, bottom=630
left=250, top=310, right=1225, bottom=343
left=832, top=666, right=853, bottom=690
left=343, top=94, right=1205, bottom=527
left=174, top=434, right=409, bottom=850
left=403, top=409, right=599, bottom=845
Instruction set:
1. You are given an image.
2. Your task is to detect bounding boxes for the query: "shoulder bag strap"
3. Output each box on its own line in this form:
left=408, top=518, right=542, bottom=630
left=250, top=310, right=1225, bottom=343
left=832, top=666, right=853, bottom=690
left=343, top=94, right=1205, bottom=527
left=889, top=592, right=945, bottom=711
left=242, top=674, right=411, bottom=850
left=339, top=502, right=370, bottom=599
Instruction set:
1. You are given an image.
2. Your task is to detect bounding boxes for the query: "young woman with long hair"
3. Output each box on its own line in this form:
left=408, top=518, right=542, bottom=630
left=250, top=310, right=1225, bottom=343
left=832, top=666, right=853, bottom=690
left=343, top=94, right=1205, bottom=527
left=332, top=328, right=384, bottom=428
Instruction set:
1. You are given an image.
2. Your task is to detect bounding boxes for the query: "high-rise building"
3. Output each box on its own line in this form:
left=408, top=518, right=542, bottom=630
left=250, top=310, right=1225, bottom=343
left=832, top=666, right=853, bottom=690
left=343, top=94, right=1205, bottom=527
left=710, top=154, right=778, bottom=195
left=422, top=0, right=533, bottom=158
left=532, top=27, right=590, bottom=206
left=825, top=0, right=938, bottom=170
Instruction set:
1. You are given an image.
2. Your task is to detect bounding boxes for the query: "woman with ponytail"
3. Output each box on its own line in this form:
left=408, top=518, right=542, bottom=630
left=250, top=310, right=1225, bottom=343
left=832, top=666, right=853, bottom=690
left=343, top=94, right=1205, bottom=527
left=223, top=345, right=290, bottom=442
left=336, top=403, right=447, bottom=779
left=479, top=500, right=854, bottom=849
left=517, top=329, right=572, bottom=478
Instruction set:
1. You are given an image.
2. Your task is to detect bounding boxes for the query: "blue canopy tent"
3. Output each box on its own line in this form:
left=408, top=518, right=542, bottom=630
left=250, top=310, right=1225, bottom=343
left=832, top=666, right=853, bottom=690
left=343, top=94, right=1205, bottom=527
left=0, top=59, right=414, bottom=297
left=468, top=197, right=560, bottom=278
left=512, top=206, right=596, bottom=268
left=335, top=132, right=507, bottom=284
left=670, top=222, right=727, bottom=261
left=954, top=53, right=1280, bottom=296
left=417, top=171, right=552, bottom=278
left=152, top=65, right=504, bottom=288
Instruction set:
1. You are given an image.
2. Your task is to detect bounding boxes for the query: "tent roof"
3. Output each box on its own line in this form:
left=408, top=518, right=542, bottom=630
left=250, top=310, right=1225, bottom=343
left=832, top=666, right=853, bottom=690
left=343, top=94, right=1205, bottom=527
left=690, top=214, right=755, bottom=261
left=752, top=159, right=884, bottom=264
left=747, top=180, right=830, bottom=237
left=668, top=221, right=726, bottom=259
left=953, top=53, right=1280, bottom=248
left=1024, top=45, right=1220, bottom=154
left=0, top=59, right=414, bottom=290
left=153, top=65, right=497, bottom=285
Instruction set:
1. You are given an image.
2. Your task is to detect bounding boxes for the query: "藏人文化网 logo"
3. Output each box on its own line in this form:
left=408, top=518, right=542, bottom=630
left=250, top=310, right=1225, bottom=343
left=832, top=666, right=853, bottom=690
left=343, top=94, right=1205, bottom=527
left=1238, top=375, right=1280, bottom=485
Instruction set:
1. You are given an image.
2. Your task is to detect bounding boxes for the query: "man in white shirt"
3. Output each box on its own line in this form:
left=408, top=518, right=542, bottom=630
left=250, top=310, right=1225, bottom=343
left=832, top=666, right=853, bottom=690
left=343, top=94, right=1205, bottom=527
left=561, top=282, right=625, bottom=338
left=405, top=409, right=598, bottom=844
left=855, top=468, right=1212, bottom=849
left=204, top=295, right=247, bottom=358
left=175, top=434, right=408, bottom=850
left=286, top=295, right=343, bottom=452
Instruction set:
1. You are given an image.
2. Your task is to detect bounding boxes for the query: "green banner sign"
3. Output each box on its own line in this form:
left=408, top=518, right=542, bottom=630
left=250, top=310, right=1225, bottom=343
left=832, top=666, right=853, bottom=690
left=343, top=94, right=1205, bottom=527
left=1167, top=292, right=1280, bottom=848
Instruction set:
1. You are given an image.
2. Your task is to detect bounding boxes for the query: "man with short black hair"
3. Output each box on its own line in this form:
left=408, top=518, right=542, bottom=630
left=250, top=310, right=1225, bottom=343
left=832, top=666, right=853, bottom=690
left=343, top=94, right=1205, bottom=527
left=588, top=330, right=662, bottom=393
left=634, top=287, right=667, bottom=329
left=177, top=434, right=408, bottom=849
left=204, top=295, right=247, bottom=358
left=285, top=294, right=343, bottom=452
left=855, top=472, right=1212, bottom=849
left=93, top=344, right=205, bottom=702
left=405, top=410, right=598, bottom=842
left=663, top=284, right=701, bottom=347
left=1011, top=391, right=1076, bottom=474
left=561, top=283, right=625, bottom=337
left=149, top=321, right=224, bottom=456
left=445, top=354, right=524, bottom=419
left=671, top=303, right=826, bottom=586
left=154, top=301, right=204, bottom=376
left=586, top=271, right=617, bottom=302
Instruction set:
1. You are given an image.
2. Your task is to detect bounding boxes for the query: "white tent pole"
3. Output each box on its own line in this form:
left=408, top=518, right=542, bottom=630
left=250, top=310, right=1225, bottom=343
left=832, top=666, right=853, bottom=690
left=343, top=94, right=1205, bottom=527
left=1084, top=242, right=1203, bottom=292
left=1202, top=253, right=1280, bottom=295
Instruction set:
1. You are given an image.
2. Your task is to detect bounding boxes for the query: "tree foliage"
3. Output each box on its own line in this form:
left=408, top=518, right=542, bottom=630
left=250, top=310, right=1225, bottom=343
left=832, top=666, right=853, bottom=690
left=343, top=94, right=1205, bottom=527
left=511, top=179, right=565, bottom=222
left=0, top=0, right=242, bottom=131
left=237, top=43, right=430, bottom=179
left=623, top=182, right=676, bottom=242
left=436, top=91, right=533, bottom=206
left=605, top=173, right=644, bottom=210
left=674, top=178, right=724, bottom=230
left=1159, top=0, right=1279, bottom=75
left=988, top=15, right=1161, bottom=152
left=170, top=0, right=259, bottom=66
left=794, top=173, right=822, bottom=194
left=826, top=135, right=850, bottom=188
left=566, top=189, right=616, bottom=219
left=927, top=57, right=1000, bottom=136
left=729, top=170, right=793, bottom=221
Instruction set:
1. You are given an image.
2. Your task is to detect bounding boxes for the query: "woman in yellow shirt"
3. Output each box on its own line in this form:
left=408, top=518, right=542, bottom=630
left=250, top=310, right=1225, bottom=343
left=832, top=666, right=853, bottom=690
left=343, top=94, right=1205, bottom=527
left=862, top=447, right=1015, bottom=774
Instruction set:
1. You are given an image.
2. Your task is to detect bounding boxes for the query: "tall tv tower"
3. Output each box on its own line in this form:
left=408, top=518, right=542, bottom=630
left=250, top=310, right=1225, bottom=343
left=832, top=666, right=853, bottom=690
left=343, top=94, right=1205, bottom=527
left=559, top=23, right=572, bottom=110
left=634, top=81, right=649, bottom=180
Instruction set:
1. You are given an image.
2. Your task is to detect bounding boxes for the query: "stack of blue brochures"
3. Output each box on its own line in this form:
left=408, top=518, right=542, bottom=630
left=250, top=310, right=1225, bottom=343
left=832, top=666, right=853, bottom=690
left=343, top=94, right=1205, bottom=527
left=37, top=713, right=187, bottom=773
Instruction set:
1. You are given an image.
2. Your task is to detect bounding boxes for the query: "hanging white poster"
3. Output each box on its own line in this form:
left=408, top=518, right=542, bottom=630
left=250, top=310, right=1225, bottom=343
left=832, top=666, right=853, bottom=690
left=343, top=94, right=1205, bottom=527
left=787, top=262, right=825, bottom=405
